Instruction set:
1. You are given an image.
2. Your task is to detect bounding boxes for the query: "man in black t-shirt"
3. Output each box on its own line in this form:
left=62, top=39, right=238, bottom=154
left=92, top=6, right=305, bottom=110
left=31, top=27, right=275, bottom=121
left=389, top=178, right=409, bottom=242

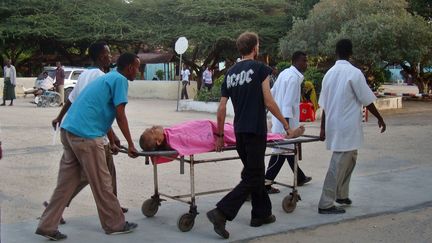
left=206, top=32, right=294, bottom=239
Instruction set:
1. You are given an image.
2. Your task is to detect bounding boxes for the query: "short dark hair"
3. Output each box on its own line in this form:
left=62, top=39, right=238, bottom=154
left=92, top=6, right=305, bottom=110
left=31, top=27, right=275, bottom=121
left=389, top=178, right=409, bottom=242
left=236, top=32, right=259, bottom=56
left=116, top=53, right=139, bottom=71
left=88, top=41, right=108, bottom=62
left=336, top=39, right=353, bottom=59
left=292, top=51, right=307, bottom=63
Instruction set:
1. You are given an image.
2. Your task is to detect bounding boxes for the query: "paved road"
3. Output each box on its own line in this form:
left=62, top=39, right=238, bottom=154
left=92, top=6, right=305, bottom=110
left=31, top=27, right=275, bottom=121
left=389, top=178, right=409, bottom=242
left=0, top=98, right=431, bottom=242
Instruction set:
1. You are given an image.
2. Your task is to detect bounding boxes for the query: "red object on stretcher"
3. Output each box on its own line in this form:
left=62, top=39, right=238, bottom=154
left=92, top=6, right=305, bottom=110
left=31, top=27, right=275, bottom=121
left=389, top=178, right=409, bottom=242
left=300, top=102, right=315, bottom=122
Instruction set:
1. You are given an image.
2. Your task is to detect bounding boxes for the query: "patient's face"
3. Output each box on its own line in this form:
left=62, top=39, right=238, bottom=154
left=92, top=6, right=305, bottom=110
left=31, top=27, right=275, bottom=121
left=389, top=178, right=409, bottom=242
left=151, top=126, right=164, bottom=142
left=144, top=126, right=164, bottom=144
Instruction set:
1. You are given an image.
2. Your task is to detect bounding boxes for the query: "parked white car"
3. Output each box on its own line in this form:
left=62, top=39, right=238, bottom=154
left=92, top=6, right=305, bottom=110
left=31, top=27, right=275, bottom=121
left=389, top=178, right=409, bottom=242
left=43, top=66, right=85, bottom=102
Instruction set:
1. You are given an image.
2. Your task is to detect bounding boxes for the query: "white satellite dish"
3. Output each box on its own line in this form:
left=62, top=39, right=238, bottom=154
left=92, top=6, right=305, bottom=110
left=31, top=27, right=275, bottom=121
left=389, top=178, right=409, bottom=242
left=175, top=37, right=188, bottom=54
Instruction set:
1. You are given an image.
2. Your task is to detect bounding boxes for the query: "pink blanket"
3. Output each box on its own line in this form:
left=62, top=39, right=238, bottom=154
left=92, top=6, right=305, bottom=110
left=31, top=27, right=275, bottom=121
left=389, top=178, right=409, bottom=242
left=152, top=120, right=284, bottom=164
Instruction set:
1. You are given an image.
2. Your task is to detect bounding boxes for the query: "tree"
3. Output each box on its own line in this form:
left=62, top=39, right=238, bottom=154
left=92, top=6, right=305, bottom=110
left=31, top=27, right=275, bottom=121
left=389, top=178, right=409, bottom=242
left=131, top=0, right=289, bottom=87
left=407, top=0, right=432, bottom=21
left=280, top=0, right=432, bottom=92
left=0, top=0, right=142, bottom=74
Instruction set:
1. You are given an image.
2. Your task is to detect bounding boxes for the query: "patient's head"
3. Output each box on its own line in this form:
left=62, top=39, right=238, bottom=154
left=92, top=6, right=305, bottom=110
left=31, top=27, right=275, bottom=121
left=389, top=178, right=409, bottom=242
left=139, top=126, right=165, bottom=151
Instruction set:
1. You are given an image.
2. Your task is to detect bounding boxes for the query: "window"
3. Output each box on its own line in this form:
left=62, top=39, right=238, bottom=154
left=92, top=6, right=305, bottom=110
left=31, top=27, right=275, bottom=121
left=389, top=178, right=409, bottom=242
left=71, top=71, right=83, bottom=80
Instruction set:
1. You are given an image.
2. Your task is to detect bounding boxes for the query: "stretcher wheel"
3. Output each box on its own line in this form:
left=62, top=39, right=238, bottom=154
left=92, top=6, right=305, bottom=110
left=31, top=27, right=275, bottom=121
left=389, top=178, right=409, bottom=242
left=142, top=198, right=159, bottom=217
left=177, top=213, right=195, bottom=232
left=282, top=194, right=297, bottom=213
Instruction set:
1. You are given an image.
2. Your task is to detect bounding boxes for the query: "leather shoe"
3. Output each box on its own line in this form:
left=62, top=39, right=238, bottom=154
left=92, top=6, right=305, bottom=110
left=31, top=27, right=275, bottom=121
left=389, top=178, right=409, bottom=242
left=206, top=208, right=229, bottom=239
left=298, top=176, right=312, bottom=186
left=336, top=198, right=352, bottom=205
left=318, top=206, right=346, bottom=214
left=250, top=214, right=276, bottom=227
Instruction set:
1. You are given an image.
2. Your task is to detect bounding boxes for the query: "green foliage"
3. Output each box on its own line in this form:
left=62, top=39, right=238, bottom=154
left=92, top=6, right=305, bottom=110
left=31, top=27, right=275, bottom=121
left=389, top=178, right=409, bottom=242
left=407, top=0, right=432, bottom=20
left=280, top=0, right=432, bottom=89
left=366, top=66, right=391, bottom=92
left=155, top=70, right=164, bottom=80
left=195, top=75, right=224, bottom=102
left=276, top=61, right=290, bottom=73
left=1, top=0, right=292, bottom=76
left=304, top=67, right=324, bottom=94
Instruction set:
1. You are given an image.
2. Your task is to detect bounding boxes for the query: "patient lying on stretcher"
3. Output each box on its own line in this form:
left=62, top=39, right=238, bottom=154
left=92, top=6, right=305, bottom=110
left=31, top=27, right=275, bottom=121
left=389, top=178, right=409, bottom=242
left=139, top=119, right=304, bottom=159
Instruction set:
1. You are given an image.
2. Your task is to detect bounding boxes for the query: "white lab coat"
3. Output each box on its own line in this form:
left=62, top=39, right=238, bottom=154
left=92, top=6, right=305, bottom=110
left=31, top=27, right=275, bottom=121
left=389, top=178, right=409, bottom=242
left=271, top=66, right=304, bottom=134
left=319, top=60, right=377, bottom=152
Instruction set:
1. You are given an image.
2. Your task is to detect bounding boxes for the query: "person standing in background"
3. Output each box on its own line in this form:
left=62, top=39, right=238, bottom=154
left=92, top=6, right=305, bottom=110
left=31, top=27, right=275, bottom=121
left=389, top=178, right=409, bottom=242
left=1, top=59, right=17, bottom=106
left=202, top=66, right=213, bottom=91
left=55, top=61, right=65, bottom=106
left=181, top=65, right=191, bottom=99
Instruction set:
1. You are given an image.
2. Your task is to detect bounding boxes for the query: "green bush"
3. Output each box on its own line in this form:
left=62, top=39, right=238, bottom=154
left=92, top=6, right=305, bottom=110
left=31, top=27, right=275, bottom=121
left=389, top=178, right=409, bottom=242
left=367, top=66, right=391, bottom=92
left=195, top=75, right=224, bottom=102
left=276, top=61, right=291, bottom=72
left=155, top=69, right=164, bottom=80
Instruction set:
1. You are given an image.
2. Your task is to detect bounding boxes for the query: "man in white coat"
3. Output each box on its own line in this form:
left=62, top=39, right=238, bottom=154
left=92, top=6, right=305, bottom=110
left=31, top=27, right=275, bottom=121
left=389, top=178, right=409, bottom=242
left=318, top=39, right=386, bottom=214
left=265, top=51, right=310, bottom=194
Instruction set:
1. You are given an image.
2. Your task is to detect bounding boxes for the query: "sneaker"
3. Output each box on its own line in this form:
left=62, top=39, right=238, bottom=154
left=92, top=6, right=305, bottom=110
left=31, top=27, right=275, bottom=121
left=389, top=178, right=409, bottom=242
left=250, top=214, right=276, bottom=227
left=35, top=229, right=67, bottom=241
left=298, top=176, right=312, bottom=186
left=106, top=221, right=138, bottom=235
left=266, top=185, right=280, bottom=194
left=336, top=198, right=352, bottom=205
left=318, top=206, right=346, bottom=214
left=206, top=208, right=229, bottom=239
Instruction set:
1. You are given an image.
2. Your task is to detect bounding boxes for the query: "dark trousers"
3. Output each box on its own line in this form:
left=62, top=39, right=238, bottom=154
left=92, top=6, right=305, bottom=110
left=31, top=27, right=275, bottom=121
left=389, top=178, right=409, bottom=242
left=216, top=133, right=271, bottom=221
left=265, top=154, right=307, bottom=183
left=181, top=81, right=189, bottom=99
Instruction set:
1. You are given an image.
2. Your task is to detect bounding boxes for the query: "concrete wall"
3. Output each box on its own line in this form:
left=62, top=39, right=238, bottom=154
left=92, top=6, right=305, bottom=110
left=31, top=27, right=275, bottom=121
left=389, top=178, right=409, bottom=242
left=380, top=84, right=419, bottom=94
left=374, top=96, right=402, bottom=110
left=179, top=99, right=235, bottom=116
left=129, top=80, right=198, bottom=100
left=0, top=77, right=36, bottom=97
left=0, top=78, right=198, bottom=100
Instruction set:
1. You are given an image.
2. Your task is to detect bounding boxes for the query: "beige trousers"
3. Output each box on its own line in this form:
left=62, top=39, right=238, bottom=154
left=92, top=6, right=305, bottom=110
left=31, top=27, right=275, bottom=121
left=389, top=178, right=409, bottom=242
left=56, top=85, right=64, bottom=105
left=318, top=150, right=358, bottom=209
left=66, top=144, right=117, bottom=206
left=37, top=130, right=125, bottom=234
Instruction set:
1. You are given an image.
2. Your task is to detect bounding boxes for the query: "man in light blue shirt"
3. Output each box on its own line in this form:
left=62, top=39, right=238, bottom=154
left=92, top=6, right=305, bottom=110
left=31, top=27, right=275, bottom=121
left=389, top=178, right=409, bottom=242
left=36, top=53, right=140, bottom=241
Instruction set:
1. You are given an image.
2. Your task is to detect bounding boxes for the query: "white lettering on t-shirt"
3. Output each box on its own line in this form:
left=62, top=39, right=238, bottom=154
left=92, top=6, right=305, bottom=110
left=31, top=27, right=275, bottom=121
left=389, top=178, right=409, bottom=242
left=227, top=69, right=254, bottom=89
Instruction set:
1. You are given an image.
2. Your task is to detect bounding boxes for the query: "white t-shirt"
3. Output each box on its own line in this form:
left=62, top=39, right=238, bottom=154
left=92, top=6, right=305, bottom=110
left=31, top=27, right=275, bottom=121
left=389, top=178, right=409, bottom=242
left=318, top=60, right=377, bottom=152
left=67, top=68, right=109, bottom=144
left=203, top=69, right=212, bottom=84
left=68, top=68, right=105, bottom=102
left=181, top=69, right=190, bottom=81
left=40, top=76, right=54, bottom=90
left=4, top=66, right=11, bottom=78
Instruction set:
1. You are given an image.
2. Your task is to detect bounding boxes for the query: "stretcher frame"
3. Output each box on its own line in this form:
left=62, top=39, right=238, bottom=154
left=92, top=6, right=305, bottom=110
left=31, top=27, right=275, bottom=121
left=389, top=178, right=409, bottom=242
left=121, top=135, right=320, bottom=232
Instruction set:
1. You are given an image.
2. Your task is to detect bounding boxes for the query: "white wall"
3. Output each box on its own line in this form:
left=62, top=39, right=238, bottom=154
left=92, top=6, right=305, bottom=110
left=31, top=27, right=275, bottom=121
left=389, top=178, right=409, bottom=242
left=0, top=78, right=198, bottom=100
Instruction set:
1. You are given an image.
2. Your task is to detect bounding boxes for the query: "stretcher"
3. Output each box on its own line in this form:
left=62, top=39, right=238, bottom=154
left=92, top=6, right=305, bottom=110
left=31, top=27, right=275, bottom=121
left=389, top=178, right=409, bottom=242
left=120, top=135, right=320, bottom=232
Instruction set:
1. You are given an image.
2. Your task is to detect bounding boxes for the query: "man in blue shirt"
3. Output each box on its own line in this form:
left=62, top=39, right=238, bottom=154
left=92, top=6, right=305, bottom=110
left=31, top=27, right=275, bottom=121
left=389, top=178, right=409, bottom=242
left=36, top=53, right=140, bottom=241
